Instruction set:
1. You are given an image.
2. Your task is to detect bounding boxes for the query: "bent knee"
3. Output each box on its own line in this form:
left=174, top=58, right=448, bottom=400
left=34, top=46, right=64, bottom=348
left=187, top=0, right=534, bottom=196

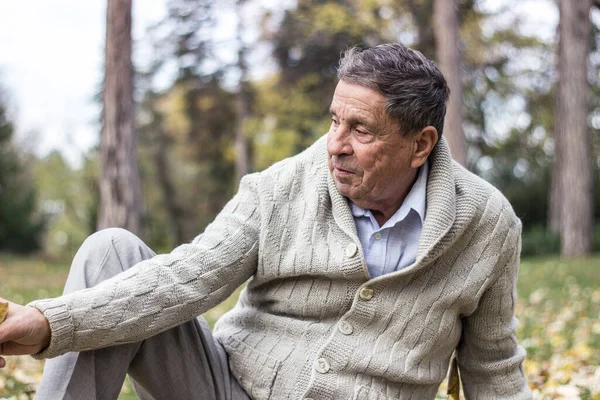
left=70, top=228, right=153, bottom=289
left=83, top=228, right=141, bottom=251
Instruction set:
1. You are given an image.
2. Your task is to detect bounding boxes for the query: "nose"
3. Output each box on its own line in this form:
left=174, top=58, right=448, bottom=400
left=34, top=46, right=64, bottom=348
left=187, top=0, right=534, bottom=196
left=327, top=124, right=353, bottom=156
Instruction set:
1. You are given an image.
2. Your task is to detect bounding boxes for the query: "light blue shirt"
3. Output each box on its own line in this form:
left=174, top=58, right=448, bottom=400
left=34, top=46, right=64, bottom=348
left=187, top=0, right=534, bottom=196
left=350, top=161, right=428, bottom=278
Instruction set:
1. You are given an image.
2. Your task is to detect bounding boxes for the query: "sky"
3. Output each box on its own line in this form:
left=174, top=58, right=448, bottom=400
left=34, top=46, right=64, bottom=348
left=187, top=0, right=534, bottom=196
left=0, top=0, right=558, bottom=167
left=0, top=0, right=166, bottom=165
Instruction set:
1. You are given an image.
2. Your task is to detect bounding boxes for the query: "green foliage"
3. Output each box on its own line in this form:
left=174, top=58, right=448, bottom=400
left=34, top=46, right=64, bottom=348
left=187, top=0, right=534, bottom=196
left=479, top=128, right=553, bottom=229
left=521, top=225, right=560, bottom=257
left=0, top=91, right=44, bottom=253
left=594, top=224, right=600, bottom=252
left=31, top=151, right=98, bottom=257
left=137, top=78, right=238, bottom=249
left=262, top=0, right=392, bottom=159
left=133, top=0, right=242, bottom=250
left=27, top=0, right=594, bottom=257
left=521, top=224, right=600, bottom=257
left=249, top=75, right=330, bottom=170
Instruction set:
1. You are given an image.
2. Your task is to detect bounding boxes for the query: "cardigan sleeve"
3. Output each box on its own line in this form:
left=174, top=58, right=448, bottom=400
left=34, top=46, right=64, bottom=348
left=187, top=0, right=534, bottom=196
left=456, top=222, right=533, bottom=400
left=29, top=174, right=261, bottom=359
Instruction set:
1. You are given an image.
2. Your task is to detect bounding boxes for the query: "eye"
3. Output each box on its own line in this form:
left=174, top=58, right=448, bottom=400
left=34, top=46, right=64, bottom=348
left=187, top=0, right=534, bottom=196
left=354, top=125, right=372, bottom=137
left=354, top=127, right=375, bottom=143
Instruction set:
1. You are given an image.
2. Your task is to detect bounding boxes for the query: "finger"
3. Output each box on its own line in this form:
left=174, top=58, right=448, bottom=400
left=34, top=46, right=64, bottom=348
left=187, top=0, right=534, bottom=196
left=1, top=341, right=42, bottom=356
left=0, top=356, right=5, bottom=368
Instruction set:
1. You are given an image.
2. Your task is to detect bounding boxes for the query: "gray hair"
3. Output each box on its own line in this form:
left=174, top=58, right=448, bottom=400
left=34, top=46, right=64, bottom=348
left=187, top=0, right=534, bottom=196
left=337, top=44, right=449, bottom=137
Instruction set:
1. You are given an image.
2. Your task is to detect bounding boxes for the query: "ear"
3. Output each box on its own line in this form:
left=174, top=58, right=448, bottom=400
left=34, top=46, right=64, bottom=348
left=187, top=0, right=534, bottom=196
left=410, top=126, right=438, bottom=168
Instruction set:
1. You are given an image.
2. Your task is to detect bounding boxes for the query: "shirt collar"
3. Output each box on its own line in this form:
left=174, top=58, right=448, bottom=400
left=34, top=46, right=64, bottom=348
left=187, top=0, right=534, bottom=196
left=349, top=161, right=428, bottom=228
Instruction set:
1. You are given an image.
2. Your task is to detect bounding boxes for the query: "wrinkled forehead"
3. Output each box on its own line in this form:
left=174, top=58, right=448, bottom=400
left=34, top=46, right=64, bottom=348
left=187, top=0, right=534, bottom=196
left=330, top=81, right=387, bottom=113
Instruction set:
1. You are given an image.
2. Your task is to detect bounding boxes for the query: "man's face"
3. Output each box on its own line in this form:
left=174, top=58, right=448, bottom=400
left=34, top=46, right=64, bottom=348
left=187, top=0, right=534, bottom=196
left=327, top=80, right=421, bottom=215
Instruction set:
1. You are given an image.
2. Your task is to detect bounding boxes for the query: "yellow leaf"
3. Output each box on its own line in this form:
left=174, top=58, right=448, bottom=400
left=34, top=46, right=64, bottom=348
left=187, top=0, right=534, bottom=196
left=0, top=301, right=8, bottom=323
left=447, top=356, right=460, bottom=400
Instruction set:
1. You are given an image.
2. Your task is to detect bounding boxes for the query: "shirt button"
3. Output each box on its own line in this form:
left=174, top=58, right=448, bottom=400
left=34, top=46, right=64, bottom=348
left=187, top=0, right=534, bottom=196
left=345, top=242, right=358, bottom=257
left=374, top=232, right=382, bottom=240
left=315, top=357, right=331, bottom=373
left=359, top=286, right=374, bottom=301
left=339, top=320, right=354, bottom=335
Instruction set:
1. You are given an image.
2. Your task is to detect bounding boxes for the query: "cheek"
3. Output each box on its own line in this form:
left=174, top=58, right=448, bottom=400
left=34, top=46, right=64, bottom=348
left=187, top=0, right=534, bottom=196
left=360, top=156, right=399, bottom=186
left=353, top=148, right=378, bottom=170
left=357, top=153, right=385, bottom=179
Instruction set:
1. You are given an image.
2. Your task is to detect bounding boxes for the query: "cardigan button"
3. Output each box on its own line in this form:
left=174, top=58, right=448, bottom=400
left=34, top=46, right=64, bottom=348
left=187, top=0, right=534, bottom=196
left=345, top=243, right=358, bottom=257
left=339, top=320, right=354, bottom=335
left=359, top=287, right=374, bottom=301
left=315, top=357, right=331, bottom=373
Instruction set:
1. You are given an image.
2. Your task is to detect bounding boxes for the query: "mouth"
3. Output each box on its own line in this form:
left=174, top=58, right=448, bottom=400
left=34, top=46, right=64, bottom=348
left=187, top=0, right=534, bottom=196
left=332, top=165, right=355, bottom=176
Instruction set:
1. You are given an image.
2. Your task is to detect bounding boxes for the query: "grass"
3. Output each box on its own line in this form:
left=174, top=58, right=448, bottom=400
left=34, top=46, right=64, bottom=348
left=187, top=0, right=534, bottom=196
left=515, top=256, right=600, bottom=398
left=1, top=254, right=599, bottom=399
left=0, top=255, right=69, bottom=305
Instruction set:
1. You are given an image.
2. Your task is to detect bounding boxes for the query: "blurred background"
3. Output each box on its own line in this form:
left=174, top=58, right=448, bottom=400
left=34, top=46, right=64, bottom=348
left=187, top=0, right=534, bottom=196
left=0, top=0, right=598, bottom=258
left=0, top=0, right=599, bottom=398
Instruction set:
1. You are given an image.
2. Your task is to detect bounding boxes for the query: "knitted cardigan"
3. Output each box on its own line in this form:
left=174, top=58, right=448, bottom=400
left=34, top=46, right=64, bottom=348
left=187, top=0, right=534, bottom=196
left=30, top=135, right=532, bottom=400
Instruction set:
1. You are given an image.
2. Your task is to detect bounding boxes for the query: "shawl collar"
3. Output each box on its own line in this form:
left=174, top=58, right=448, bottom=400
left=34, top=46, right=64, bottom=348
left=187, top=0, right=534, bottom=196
left=323, top=135, right=458, bottom=276
left=416, top=137, right=456, bottom=264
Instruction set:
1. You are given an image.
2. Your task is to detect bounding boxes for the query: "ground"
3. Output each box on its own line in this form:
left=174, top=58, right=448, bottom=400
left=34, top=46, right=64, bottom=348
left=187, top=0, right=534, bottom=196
left=0, top=254, right=599, bottom=399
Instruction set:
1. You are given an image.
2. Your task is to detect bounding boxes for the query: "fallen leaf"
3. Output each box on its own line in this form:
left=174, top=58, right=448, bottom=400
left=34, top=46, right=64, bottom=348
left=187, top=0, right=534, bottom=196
left=0, top=301, right=7, bottom=323
left=447, top=355, right=460, bottom=400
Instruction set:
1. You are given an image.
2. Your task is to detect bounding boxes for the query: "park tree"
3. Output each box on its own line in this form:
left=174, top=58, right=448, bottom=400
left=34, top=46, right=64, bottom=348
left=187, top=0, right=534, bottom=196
left=31, top=152, right=99, bottom=256
left=234, top=0, right=251, bottom=183
left=138, top=78, right=237, bottom=247
left=255, top=0, right=391, bottom=162
left=451, top=2, right=559, bottom=232
left=433, top=0, right=466, bottom=166
left=550, top=0, right=595, bottom=257
left=98, top=0, right=143, bottom=236
left=130, top=0, right=597, bottom=254
left=138, top=89, right=186, bottom=249
left=0, top=87, right=44, bottom=253
left=402, top=0, right=436, bottom=59
left=135, top=0, right=240, bottom=247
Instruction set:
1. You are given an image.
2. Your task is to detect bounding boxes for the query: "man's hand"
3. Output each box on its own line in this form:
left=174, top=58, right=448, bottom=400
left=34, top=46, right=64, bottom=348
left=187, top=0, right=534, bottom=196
left=0, top=298, right=51, bottom=368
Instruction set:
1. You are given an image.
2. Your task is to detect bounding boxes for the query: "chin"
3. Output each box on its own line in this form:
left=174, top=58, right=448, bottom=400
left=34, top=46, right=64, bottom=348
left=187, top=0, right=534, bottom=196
left=334, top=182, right=354, bottom=198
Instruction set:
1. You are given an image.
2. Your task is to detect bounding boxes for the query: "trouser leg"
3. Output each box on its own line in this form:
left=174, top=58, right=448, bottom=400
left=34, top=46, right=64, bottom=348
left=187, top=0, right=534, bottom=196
left=35, top=228, right=249, bottom=400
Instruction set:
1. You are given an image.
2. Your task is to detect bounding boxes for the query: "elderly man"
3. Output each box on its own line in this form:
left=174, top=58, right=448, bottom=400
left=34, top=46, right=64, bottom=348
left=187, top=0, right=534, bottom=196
left=0, top=44, right=531, bottom=399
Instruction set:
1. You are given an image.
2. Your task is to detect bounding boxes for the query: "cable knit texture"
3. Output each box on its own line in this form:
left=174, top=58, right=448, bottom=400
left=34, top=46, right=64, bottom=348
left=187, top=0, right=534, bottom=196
left=29, top=135, right=531, bottom=399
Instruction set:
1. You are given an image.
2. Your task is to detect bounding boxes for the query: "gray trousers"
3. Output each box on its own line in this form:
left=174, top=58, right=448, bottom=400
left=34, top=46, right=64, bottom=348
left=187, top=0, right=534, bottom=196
left=35, top=228, right=250, bottom=400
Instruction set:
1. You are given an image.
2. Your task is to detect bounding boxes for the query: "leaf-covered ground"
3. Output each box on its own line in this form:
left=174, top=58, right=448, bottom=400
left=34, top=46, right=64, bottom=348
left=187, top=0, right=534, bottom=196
left=1, top=255, right=599, bottom=399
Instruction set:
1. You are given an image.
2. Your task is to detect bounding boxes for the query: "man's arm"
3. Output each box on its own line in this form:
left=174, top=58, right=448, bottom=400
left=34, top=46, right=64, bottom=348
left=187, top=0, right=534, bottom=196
left=456, top=223, right=532, bottom=399
left=0, top=174, right=261, bottom=361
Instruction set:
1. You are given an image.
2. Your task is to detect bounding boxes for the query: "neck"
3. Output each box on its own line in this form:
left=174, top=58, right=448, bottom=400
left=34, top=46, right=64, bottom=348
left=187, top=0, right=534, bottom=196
left=371, top=209, right=393, bottom=227
left=362, top=168, right=420, bottom=227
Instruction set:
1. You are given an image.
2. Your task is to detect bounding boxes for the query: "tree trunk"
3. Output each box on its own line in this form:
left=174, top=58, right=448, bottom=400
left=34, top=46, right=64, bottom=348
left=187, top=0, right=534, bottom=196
left=406, top=0, right=436, bottom=60
left=555, top=0, right=594, bottom=257
left=98, top=0, right=143, bottom=236
left=234, top=0, right=250, bottom=183
left=549, top=18, right=563, bottom=234
left=433, top=0, right=467, bottom=166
